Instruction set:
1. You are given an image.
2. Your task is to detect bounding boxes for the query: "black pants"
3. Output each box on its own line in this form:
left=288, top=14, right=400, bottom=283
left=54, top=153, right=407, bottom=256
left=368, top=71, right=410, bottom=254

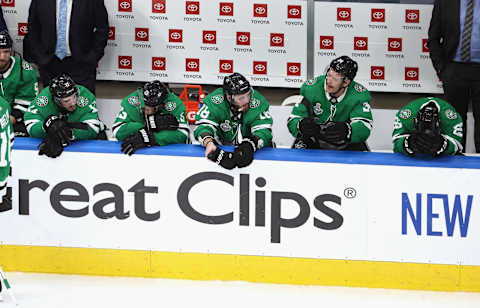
left=39, top=56, right=97, bottom=95
left=442, top=61, right=480, bottom=152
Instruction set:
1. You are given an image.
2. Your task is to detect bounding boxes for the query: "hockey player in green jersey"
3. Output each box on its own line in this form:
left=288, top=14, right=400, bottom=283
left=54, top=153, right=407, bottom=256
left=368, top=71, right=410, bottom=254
left=288, top=56, right=373, bottom=151
left=112, top=80, right=189, bottom=155
left=0, top=31, right=38, bottom=137
left=24, top=73, right=105, bottom=158
left=0, top=96, right=13, bottom=213
left=194, top=72, right=273, bottom=170
left=392, top=97, right=463, bottom=156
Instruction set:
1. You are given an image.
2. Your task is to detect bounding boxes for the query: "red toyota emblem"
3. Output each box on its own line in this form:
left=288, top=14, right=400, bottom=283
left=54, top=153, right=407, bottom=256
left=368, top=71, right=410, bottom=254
left=17, top=23, right=28, bottom=36
left=320, top=36, right=334, bottom=49
left=152, top=0, right=166, bottom=13
left=108, top=27, right=115, bottom=40
left=186, top=58, right=200, bottom=72
left=287, top=5, right=302, bottom=19
left=135, top=28, right=149, bottom=42
left=118, top=56, right=132, bottom=69
left=405, top=9, right=419, bottom=23
left=186, top=1, right=200, bottom=15
left=270, top=33, right=284, bottom=47
left=354, top=37, right=368, bottom=51
left=371, top=66, right=385, bottom=80
left=253, top=4, right=267, bottom=18
left=387, top=38, right=402, bottom=52
left=152, top=57, right=166, bottom=71
left=1, top=0, right=14, bottom=7
left=118, top=0, right=132, bottom=12
left=169, top=29, right=183, bottom=43
left=422, top=39, right=429, bottom=52
left=287, top=63, right=301, bottom=76
left=405, top=67, right=419, bottom=81
left=219, top=2, right=233, bottom=16
left=203, top=31, right=217, bottom=44
left=219, top=60, right=233, bottom=74
left=253, top=61, right=268, bottom=75
left=236, top=32, right=251, bottom=45
left=337, top=7, right=351, bottom=21
left=371, top=8, right=385, bottom=22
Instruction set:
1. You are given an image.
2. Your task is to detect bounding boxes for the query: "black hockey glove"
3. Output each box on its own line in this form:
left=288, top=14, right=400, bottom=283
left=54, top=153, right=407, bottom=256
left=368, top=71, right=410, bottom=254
left=43, top=115, right=73, bottom=146
left=121, top=128, right=156, bottom=156
left=405, top=133, right=448, bottom=156
left=298, top=118, right=321, bottom=138
left=147, top=113, right=179, bottom=132
left=233, top=137, right=258, bottom=168
left=0, top=187, right=12, bottom=212
left=38, top=134, right=64, bottom=158
left=320, top=121, right=351, bottom=145
left=207, top=148, right=237, bottom=170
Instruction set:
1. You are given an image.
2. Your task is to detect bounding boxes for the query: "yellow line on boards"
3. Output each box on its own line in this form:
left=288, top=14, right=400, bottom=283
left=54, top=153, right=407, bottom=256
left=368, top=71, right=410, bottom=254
left=1, top=245, right=478, bottom=292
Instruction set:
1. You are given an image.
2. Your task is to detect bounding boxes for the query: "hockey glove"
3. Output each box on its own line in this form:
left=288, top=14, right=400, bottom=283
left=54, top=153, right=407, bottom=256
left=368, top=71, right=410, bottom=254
left=405, top=133, right=448, bottom=156
left=320, top=122, right=351, bottom=145
left=121, top=129, right=156, bottom=156
left=147, top=113, right=179, bottom=132
left=38, top=134, right=64, bottom=158
left=233, top=137, right=258, bottom=168
left=298, top=118, right=321, bottom=138
left=207, top=148, right=237, bottom=170
left=43, top=115, right=73, bottom=146
left=0, top=187, right=12, bottom=212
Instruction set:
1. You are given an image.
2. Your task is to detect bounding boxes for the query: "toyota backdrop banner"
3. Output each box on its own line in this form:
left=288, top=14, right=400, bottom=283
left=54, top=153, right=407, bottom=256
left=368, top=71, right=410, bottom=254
left=314, top=2, right=442, bottom=93
left=2, top=142, right=478, bottom=266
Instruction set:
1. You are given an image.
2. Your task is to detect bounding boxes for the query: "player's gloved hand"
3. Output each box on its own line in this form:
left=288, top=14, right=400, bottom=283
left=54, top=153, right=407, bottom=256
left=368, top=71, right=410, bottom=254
left=234, top=139, right=257, bottom=168
left=38, top=135, right=64, bottom=158
left=298, top=118, right=321, bottom=137
left=121, top=128, right=155, bottom=156
left=207, top=148, right=237, bottom=170
left=405, top=133, right=447, bottom=156
left=147, top=113, right=179, bottom=131
left=43, top=115, right=73, bottom=146
left=0, top=187, right=12, bottom=212
left=321, top=121, right=351, bottom=145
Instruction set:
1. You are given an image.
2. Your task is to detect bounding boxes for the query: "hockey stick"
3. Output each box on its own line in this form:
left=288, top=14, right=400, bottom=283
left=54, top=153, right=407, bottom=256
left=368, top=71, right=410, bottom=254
left=0, top=266, right=18, bottom=306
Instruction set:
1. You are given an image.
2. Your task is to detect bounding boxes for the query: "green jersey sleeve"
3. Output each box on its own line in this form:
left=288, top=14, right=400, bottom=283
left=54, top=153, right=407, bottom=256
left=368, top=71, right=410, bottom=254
left=72, top=89, right=102, bottom=140
left=24, top=88, right=54, bottom=138
left=112, top=93, right=145, bottom=141
left=349, top=99, right=373, bottom=144
left=194, top=101, right=220, bottom=144
left=13, top=61, right=39, bottom=110
left=0, top=97, right=13, bottom=185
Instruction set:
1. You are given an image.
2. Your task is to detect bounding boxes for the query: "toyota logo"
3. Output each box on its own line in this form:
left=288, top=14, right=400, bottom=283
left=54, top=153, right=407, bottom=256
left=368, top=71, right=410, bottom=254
left=255, top=64, right=266, bottom=72
left=119, top=1, right=130, bottom=9
left=187, top=61, right=198, bottom=69
left=289, top=8, right=300, bottom=16
left=221, top=63, right=232, bottom=70
left=153, top=3, right=164, bottom=11
left=120, top=59, right=131, bottom=67
left=3, top=0, right=13, bottom=4
left=238, top=35, right=249, bottom=42
left=289, top=66, right=299, bottom=73
left=423, top=41, right=428, bottom=49
left=19, top=25, right=27, bottom=34
left=271, top=36, right=283, bottom=44
left=255, top=7, right=266, bottom=14
left=187, top=4, right=198, bottom=12
left=322, top=39, right=332, bottom=47
left=136, top=31, right=147, bottom=39
left=406, top=70, right=417, bottom=78
left=372, top=69, right=383, bottom=77
left=407, top=12, right=418, bottom=21
left=153, top=59, right=164, bottom=68
left=356, top=40, right=366, bottom=48
left=204, top=33, right=215, bottom=41
left=171, top=32, right=181, bottom=40
left=221, top=5, right=232, bottom=13
left=372, top=12, right=383, bottom=19
left=338, top=10, right=349, bottom=18
left=390, top=41, right=400, bottom=49
left=108, top=29, right=114, bottom=38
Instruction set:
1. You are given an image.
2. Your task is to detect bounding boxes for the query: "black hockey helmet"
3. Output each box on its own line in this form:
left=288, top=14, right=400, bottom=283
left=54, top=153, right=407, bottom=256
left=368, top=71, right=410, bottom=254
left=142, top=80, right=169, bottom=107
left=223, top=72, right=251, bottom=98
left=50, top=73, right=78, bottom=105
left=329, top=56, right=358, bottom=81
left=0, top=30, right=13, bottom=49
left=414, top=100, right=440, bottom=135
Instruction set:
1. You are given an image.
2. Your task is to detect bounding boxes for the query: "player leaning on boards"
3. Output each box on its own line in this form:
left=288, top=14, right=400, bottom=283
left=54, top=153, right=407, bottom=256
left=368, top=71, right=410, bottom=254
left=0, top=31, right=39, bottom=137
left=393, top=97, right=463, bottom=156
left=24, top=74, right=105, bottom=158
left=0, top=94, right=13, bottom=214
left=194, top=72, right=273, bottom=170
left=112, top=80, right=189, bottom=155
left=288, top=56, right=373, bottom=151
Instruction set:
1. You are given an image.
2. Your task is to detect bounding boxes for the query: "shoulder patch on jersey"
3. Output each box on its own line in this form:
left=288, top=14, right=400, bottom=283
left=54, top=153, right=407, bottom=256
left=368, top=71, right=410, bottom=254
left=399, top=109, right=412, bottom=119
left=305, top=78, right=316, bottom=86
left=36, top=96, right=48, bottom=107
left=220, top=120, right=231, bottom=132
left=165, top=101, right=176, bottom=112
left=354, top=84, right=366, bottom=93
left=445, top=109, right=457, bottom=120
left=249, top=98, right=260, bottom=109
left=211, top=95, right=224, bottom=104
left=128, top=96, right=140, bottom=106
left=22, top=62, right=33, bottom=71
left=77, top=96, right=89, bottom=107
left=313, top=103, right=323, bottom=115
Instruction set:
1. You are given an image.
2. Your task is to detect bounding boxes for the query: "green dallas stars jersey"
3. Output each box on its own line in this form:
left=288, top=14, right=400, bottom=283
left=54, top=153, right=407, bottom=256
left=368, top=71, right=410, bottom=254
left=0, top=56, right=39, bottom=115
left=24, top=85, right=103, bottom=140
left=0, top=97, right=13, bottom=188
left=112, top=90, right=189, bottom=145
left=287, top=75, right=373, bottom=144
left=392, top=97, right=463, bottom=155
left=194, top=88, right=273, bottom=147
